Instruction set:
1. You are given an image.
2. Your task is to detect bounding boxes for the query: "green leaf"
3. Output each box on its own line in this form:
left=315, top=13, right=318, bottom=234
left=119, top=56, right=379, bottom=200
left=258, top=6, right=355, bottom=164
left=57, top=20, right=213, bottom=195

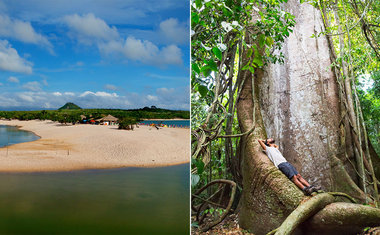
left=212, top=47, right=222, bottom=61
left=195, top=160, right=205, bottom=175
left=253, top=55, right=264, bottom=67
left=206, top=59, right=218, bottom=71
left=258, top=34, right=266, bottom=48
left=198, top=85, right=209, bottom=97
left=265, top=36, right=274, bottom=47
left=249, top=66, right=255, bottom=74
left=195, top=0, right=202, bottom=8
left=191, top=12, right=199, bottom=24
left=242, top=61, right=250, bottom=70
left=192, top=63, right=200, bottom=74
left=201, top=66, right=211, bottom=77
left=247, top=48, right=253, bottom=58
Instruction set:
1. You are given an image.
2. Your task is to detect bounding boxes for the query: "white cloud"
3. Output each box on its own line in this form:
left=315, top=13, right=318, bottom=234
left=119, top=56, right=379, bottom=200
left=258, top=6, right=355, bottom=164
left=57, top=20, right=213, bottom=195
left=18, top=93, right=34, bottom=102
left=147, top=95, right=158, bottom=101
left=0, top=40, right=33, bottom=74
left=99, top=37, right=183, bottom=65
left=22, top=81, right=42, bottom=91
left=0, top=14, right=53, bottom=52
left=79, top=91, right=118, bottom=97
left=159, top=18, right=188, bottom=44
left=63, top=13, right=119, bottom=44
left=104, top=84, right=118, bottom=91
left=64, top=92, right=75, bottom=96
left=8, top=76, right=19, bottom=83
left=0, top=82, right=3, bottom=86
left=63, top=14, right=183, bottom=66
left=0, top=87, right=189, bottom=110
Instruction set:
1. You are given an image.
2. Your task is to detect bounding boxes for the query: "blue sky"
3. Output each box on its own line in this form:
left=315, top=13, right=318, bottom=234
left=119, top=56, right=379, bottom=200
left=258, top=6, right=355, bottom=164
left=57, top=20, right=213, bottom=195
left=0, top=0, right=189, bottom=110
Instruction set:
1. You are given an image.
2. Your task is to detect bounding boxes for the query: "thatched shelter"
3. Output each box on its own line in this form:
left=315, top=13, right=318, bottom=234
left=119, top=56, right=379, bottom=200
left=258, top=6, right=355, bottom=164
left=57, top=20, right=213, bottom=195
left=96, top=114, right=119, bottom=125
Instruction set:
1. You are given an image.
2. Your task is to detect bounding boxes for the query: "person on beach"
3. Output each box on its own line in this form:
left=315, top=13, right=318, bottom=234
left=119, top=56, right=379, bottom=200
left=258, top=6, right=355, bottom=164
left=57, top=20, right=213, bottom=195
left=258, top=138, right=320, bottom=195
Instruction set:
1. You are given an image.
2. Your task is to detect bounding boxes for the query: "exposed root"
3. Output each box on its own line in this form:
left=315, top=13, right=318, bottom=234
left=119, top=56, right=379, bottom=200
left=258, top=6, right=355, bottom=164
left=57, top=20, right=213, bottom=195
left=267, top=192, right=380, bottom=235
left=269, top=193, right=335, bottom=235
left=305, top=202, right=380, bottom=234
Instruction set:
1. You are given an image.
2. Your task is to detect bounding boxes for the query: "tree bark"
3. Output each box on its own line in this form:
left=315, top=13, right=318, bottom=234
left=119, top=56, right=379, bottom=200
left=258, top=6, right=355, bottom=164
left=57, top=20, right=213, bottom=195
left=237, top=0, right=380, bottom=234
left=304, top=202, right=380, bottom=235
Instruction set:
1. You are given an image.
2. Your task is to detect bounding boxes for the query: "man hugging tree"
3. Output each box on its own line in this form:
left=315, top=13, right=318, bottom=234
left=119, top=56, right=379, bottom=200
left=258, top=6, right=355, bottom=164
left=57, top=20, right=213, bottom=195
left=258, top=138, right=320, bottom=195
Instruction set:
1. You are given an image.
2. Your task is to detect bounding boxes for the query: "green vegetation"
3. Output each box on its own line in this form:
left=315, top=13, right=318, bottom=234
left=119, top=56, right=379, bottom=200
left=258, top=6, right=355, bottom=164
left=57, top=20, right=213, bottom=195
left=358, top=71, right=380, bottom=154
left=58, top=102, right=82, bottom=110
left=315, top=0, right=380, bottom=155
left=191, top=0, right=295, bottom=198
left=118, top=117, right=140, bottom=130
left=0, top=107, right=189, bottom=123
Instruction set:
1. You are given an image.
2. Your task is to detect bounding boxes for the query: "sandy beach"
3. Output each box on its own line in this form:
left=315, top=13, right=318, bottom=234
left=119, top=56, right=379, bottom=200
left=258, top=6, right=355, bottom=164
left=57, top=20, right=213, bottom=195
left=0, top=120, right=190, bottom=172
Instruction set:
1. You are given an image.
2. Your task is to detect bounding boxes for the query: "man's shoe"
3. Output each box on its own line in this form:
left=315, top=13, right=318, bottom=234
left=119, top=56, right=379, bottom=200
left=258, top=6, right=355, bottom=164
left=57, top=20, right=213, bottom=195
left=303, top=186, right=313, bottom=196
left=311, top=185, right=322, bottom=193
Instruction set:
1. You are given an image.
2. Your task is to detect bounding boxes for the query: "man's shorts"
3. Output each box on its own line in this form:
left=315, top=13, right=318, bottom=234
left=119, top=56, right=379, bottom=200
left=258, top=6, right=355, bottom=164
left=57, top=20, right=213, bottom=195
left=278, top=162, right=298, bottom=179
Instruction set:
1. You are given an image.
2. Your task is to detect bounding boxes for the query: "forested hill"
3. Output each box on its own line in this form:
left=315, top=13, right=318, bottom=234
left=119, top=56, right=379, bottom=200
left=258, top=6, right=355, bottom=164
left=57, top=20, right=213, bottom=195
left=58, top=102, right=81, bottom=110
left=0, top=107, right=189, bottom=122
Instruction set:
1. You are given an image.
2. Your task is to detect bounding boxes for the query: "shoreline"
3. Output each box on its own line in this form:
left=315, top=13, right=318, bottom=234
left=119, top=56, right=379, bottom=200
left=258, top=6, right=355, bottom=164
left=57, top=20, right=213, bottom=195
left=0, top=120, right=190, bottom=173
left=141, top=118, right=190, bottom=121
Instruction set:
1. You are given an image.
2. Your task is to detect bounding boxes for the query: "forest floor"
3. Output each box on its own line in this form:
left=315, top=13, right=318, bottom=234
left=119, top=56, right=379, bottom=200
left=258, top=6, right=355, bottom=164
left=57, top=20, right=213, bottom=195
left=191, top=214, right=254, bottom=235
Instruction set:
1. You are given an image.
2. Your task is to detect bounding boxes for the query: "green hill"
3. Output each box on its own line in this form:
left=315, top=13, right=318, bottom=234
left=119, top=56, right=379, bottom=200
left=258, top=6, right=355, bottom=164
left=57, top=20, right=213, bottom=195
left=58, top=102, right=81, bottom=110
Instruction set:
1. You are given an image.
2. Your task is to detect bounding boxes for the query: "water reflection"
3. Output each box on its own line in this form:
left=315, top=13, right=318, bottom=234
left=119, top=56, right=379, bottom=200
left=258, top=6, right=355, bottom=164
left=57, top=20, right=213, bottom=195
left=0, top=164, right=189, bottom=234
left=0, top=125, right=40, bottom=147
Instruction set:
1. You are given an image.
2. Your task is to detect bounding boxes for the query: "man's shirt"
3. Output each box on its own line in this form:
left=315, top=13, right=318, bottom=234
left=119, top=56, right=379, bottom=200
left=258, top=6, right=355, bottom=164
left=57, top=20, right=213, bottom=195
left=265, top=146, right=287, bottom=168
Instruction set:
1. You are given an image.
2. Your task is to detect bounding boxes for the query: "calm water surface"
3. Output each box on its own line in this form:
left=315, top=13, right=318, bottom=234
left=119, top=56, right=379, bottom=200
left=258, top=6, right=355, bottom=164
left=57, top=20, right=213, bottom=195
left=0, top=125, right=40, bottom=147
left=0, top=164, right=189, bottom=234
left=140, top=120, right=189, bottom=127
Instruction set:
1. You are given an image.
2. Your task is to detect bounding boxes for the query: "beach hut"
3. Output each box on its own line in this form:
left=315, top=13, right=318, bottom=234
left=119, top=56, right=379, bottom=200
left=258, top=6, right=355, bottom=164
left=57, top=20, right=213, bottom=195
left=97, top=114, right=119, bottom=125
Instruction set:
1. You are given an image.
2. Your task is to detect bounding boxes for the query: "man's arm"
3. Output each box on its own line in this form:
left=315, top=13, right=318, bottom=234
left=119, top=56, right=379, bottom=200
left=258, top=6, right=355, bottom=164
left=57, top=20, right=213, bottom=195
left=258, top=139, right=267, bottom=150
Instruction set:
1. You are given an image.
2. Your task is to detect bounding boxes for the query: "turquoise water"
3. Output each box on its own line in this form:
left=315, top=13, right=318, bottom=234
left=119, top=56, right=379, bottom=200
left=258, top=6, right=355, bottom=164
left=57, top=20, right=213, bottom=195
left=140, top=120, right=190, bottom=128
left=0, top=125, right=40, bottom=147
left=0, top=164, right=189, bottom=234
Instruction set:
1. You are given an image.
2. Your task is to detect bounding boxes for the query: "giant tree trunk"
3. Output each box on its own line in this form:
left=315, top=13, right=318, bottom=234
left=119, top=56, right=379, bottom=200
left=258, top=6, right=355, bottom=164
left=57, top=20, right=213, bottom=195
left=237, top=0, right=380, bottom=234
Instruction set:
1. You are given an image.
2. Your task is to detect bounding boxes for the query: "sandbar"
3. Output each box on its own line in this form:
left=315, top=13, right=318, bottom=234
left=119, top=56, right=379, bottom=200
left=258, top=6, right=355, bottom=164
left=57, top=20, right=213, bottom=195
left=0, top=120, right=190, bottom=172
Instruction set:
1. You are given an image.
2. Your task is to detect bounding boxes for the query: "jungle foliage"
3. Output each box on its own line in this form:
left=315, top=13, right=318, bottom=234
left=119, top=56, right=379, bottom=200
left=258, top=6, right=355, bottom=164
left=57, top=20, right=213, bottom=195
left=315, top=0, right=380, bottom=155
left=191, top=0, right=380, bottom=232
left=191, top=0, right=296, bottom=229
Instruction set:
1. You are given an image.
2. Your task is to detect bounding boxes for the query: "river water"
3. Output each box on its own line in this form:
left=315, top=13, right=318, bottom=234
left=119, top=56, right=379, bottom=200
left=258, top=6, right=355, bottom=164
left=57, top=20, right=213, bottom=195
left=0, top=125, right=189, bottom=234
left=0, top=125, right=40, bottom=147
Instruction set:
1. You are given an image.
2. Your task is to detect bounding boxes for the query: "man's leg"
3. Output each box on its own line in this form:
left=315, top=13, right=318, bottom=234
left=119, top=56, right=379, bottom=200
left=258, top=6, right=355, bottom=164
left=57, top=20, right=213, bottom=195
left=291, top=175, right=305, bottom=190
left=296, top=174, right=310, bottom=187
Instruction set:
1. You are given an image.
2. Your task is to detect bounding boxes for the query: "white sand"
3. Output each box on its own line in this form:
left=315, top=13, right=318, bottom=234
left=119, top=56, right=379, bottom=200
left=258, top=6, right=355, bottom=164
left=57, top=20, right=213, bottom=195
left=0, top=120, right=190, bottom=172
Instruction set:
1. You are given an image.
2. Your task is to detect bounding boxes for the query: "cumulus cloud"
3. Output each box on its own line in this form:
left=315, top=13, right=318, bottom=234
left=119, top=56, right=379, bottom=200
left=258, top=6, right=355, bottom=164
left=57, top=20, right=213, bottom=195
left=159, top=18, right=188, bottom=44
left=63, top=13, right=183, bottom=66
left=23, top=81, right=42, bottom=91
left=0, top=88, right=189, bottom=110
left=63, top=13, right=119, bottom=44
left=79, top=91, right=118, bottom=98
left=0, top=40, right=33, bottom=74
left=147, top=95, right=158, bottom=101
left=99, top=37, right=182, bottom=65
left=8, top=76, right=19, bottom=83
left=0, top=14, right=53, bottom=52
